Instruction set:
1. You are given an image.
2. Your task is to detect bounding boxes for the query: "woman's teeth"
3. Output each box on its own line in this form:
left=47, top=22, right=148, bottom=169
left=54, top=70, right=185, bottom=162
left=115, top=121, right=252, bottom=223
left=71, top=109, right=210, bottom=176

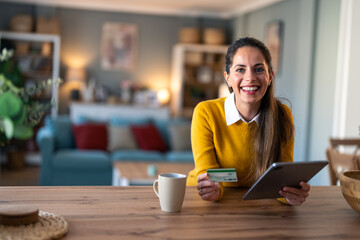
left=241, top=86, right=259, bottom=91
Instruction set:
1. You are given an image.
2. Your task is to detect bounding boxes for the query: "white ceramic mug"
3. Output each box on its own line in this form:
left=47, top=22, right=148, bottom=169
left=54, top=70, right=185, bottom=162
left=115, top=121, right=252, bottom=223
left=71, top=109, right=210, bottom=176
left=153, top=173, right=187, bottom=212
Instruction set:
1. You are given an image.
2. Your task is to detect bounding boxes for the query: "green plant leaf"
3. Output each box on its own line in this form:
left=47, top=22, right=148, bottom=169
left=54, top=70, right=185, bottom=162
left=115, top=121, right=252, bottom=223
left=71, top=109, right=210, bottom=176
left=1, top=59, right=23, bottom=87
left=3, top=117, right=14, bottom=139
left=13, top=124, right=33, bottom=140
left=0, top=74, right=5, bottom=88
left=0, top=91, right=22, bottom=118
left=12, top=104, right=26, bottom=125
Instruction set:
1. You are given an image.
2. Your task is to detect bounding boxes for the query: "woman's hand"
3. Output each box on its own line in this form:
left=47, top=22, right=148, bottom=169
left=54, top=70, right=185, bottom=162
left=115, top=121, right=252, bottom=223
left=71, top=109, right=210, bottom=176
left=279, top=181, right=310, bottom=206
left=196, top=173, right=221, bottom=201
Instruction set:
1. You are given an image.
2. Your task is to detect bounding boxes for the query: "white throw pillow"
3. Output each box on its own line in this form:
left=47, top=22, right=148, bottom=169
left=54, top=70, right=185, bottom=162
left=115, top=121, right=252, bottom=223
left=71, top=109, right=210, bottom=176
left=107, top=125, right=137, bottom=151
left=168, top=123, right=191, bottom=151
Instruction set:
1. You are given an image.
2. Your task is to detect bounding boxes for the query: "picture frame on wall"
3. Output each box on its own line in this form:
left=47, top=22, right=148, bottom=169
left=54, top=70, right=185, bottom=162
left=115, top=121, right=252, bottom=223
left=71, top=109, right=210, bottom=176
left=101, top=22, right=137, bottom=72
left=265, top=20, right=283, bottom=75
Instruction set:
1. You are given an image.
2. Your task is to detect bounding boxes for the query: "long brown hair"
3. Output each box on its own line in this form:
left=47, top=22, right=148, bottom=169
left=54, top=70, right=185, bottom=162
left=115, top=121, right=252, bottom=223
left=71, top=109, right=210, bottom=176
left=225, top=37, right=294, bottom=181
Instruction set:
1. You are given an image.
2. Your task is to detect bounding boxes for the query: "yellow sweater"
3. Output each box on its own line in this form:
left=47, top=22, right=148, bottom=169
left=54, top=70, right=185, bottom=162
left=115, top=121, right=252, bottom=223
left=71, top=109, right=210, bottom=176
left=187, top=97, right=294, bottom=199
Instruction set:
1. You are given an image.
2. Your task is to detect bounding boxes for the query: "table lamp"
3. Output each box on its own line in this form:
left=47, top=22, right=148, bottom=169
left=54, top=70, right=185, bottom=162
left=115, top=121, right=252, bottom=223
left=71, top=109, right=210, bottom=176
left=157, top=88, right=170, bottom=106
left=66, top=67, right=85, bottom=101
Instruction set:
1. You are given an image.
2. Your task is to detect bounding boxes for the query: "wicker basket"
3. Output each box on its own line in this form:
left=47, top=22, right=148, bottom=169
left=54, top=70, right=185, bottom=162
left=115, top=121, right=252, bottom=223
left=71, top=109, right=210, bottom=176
left=178, top=27, right=200, bottom=44
left=0, top=211, right=68, bottom=240
left=36, top=17, right=60, bottom=34
left=339, top=170, right=360, bottom=214
left=10, top=14, right=33, bottom=32
left=203, top=28, right=225, bottom=45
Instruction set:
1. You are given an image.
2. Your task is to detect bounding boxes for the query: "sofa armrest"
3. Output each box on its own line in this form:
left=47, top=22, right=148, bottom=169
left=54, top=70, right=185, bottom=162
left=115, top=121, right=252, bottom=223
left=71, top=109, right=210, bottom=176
left=36, top=126, right=56, bottom=185
left=36, top=126, right=55, bottom=164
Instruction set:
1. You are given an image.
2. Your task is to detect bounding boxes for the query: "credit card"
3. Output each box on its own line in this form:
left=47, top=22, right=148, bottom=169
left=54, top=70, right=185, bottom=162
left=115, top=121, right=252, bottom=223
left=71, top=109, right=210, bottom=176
left=207, top=168, right=238, bottom=182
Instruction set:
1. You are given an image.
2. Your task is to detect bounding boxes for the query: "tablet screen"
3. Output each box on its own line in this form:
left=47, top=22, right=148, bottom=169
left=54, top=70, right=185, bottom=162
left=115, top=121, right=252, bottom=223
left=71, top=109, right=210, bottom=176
left=242, top=161, right=328, bottom=200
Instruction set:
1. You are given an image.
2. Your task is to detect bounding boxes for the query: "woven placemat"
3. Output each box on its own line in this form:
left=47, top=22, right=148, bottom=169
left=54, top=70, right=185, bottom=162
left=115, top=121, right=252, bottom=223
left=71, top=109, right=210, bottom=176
left=0, top=211, right=68, bottom=240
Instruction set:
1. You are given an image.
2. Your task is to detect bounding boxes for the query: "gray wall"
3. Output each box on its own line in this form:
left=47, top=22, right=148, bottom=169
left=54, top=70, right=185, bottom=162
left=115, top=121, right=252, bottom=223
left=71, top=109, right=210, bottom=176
left=232, top=0, right=340, bottom=185
left=59, top=10, right=229, bottom=112
left=308, top=0, right=340, bottom=185
left=56, top=9, right=230, bottom=112
left=59, top=9, right=217, bottom=88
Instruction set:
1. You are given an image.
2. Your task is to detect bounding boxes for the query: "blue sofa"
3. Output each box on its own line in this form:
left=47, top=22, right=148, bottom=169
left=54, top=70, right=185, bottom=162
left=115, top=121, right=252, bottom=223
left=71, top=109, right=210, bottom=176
left=36, top=115, right=193, bottom=186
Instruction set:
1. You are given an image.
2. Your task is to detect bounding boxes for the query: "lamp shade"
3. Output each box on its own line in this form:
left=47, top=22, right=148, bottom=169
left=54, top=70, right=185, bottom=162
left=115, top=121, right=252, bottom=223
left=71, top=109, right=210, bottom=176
left=66, top=68, right=86, bottom=82
left=157, top=88, right=170, bottom=105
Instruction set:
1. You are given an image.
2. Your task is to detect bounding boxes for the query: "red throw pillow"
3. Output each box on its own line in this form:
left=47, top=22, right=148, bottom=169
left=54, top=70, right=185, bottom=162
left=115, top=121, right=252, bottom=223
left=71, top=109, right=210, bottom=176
left=72, top=124, right=108, bottom=150
left=130, top=124, right=167, bottom=152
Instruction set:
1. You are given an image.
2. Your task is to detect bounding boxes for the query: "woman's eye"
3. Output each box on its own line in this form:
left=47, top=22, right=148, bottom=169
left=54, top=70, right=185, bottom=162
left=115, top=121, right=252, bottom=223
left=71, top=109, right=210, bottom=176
left=236, top=68, right=245, bottom=73
left=255, top=68, right=264, bottom=73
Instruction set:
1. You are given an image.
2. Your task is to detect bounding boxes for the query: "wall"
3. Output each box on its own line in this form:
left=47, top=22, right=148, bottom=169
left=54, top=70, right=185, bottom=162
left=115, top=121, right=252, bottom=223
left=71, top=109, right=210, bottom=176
left=57, top=9, right=231, bottom=113
left=308, top=0, right=340, bottom=185
left=232, top=0, right=341, bottom=185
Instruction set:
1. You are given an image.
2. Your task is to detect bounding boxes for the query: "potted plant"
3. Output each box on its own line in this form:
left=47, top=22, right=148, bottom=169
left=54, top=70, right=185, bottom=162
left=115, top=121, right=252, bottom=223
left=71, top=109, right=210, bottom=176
left=0, top=48, right=61, bottom=169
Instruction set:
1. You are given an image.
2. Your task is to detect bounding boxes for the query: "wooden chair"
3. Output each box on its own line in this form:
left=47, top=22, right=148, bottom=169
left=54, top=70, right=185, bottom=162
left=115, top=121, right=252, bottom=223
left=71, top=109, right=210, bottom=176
left=326, top=138, right=360, bottom=185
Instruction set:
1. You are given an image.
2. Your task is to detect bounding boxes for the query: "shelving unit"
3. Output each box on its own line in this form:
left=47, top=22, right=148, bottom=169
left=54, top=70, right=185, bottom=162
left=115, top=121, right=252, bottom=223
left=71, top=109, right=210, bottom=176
left=0, top=31, right=60, bottom=162
left=170, top=43, right=228, bottom=118
left=0, top=31, right=60, bottom=117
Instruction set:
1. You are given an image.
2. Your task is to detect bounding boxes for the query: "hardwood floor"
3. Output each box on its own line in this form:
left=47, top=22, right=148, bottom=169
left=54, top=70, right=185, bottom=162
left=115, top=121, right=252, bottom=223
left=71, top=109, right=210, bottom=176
left=0, top=165, right=39, bottom=186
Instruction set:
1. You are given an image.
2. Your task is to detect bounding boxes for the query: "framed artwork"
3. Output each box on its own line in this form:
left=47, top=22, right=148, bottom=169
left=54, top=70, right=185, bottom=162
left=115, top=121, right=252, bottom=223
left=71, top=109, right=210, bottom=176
left=101, top=22, right=137, bottom=71
left=265, top=20, right=283, bottom=75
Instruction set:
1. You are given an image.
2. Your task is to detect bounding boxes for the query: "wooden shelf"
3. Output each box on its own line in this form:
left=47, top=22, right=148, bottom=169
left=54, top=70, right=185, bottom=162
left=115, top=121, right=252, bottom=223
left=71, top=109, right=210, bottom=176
left=14, top=54, right=52, bottom=59
left=21, top=71, right=52, bottom=79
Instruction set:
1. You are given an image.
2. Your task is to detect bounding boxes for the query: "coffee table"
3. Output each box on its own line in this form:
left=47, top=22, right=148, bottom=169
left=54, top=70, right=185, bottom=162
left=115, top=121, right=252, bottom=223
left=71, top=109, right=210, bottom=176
left=112, top=162, right=194, bottom=186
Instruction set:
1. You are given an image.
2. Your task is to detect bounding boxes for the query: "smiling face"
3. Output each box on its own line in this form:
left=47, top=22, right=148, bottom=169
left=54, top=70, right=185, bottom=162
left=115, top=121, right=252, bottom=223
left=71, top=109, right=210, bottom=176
left=224, top=46, right=273, bottom=114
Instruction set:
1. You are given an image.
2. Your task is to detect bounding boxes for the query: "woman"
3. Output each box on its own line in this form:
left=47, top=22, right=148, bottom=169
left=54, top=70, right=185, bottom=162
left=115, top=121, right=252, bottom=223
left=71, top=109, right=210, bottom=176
left=187, top=37, right=310, bottom=206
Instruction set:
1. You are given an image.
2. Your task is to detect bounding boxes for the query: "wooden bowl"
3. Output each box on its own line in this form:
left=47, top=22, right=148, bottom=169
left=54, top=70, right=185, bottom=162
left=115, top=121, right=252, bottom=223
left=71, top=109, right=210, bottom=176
left=339, top=170, right=360, bottom=214
left=0, top=204, right=39, bottom=225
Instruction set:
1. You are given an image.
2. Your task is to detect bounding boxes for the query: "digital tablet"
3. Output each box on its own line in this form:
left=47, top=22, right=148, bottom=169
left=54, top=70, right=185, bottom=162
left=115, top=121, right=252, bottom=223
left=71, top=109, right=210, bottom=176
left=242, top=161, right=328, bottom=200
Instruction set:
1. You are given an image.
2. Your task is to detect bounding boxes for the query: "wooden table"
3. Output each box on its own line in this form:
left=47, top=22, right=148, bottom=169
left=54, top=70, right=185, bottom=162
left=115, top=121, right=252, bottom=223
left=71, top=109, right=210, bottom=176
left=0, top=186, right=359, bottom=239
left=112, top=162, right=194, bottom=186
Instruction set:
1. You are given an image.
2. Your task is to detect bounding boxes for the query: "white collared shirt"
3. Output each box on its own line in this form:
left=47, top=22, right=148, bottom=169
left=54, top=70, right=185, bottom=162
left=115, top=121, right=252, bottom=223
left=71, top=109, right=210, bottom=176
left=224, top=92, right=260, bottom=126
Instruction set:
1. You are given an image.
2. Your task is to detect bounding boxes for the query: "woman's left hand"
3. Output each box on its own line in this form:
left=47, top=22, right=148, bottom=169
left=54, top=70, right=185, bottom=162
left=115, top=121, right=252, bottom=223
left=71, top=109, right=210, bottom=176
left=279, top=181, right=310, bottom=206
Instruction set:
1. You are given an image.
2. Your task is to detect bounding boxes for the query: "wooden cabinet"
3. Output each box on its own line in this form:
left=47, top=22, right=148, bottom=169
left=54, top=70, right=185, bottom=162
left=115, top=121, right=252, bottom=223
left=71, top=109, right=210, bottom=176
left=170, top=43, right=228, bottom=118
left=0, top=31, right=60, bottom=117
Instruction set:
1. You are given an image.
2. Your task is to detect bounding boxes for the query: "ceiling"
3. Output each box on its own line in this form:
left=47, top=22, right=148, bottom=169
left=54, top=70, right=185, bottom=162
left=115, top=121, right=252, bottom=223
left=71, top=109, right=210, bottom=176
left=1, top=0, right=284, bottom=19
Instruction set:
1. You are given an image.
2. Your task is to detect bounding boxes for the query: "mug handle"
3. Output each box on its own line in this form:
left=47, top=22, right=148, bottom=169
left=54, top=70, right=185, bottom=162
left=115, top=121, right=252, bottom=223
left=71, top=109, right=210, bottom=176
left=153, top=180, right=159, bottom=198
